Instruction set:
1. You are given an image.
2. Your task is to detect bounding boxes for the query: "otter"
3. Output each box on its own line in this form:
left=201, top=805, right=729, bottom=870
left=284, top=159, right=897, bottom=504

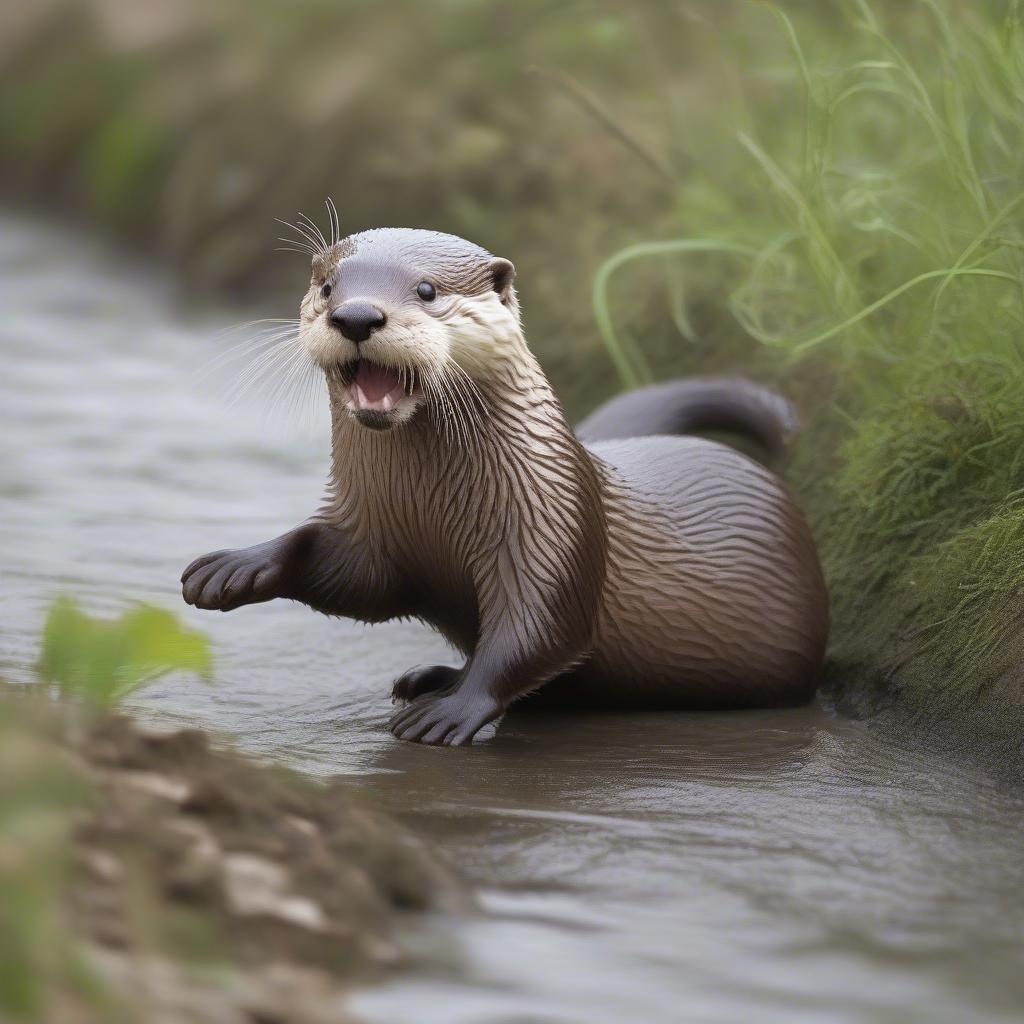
left=182, top=226, right=829, bottom=745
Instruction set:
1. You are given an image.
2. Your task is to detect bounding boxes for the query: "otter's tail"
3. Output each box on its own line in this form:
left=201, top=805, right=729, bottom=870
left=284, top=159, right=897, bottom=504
left=575, top=376, right=798, bottom=456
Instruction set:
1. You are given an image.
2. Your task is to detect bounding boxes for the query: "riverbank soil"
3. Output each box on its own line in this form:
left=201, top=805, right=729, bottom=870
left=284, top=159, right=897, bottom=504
left=1, top=699, right=465, bottom=1023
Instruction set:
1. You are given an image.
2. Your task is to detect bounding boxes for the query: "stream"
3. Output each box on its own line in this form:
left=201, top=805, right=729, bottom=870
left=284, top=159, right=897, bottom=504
left=2, top=213, right=1023, bottom=1023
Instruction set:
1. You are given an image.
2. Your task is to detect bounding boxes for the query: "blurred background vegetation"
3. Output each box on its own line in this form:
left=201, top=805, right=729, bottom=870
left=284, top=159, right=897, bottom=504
left=2, top=0, right=1024, bottom=738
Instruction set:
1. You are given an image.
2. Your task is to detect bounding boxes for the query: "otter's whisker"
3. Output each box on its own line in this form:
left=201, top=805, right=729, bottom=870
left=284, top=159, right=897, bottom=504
left=213, top=323, right=301, bottom=351
left=214, top=318, right=301, bottom=338
left=275, top=238, right=320, bottom=258
left=325, top=197, right=340, bottom=247
left=301, top=358, right=329, bottom=433
left=446, top=360, right=486, bottom=406
left=418, top=374, right=443, bottom=441
left=432, top=361, right=482, bottom=452
left=431, top=373, right=463, bottom=450
left=276, top=244, right=319, bottom=258
left=226, top=358, right=298, bottom=410
left=213, top=325, right=301, bottom=354
left=434, top=370, right=467, bottom=450
left=288, top=218, right=327, bottom=254
left=224, top=336, right=305, bottom=402
left=427, top=367, right=473, bottom=452
left=199, top=324, right=301, bottom=383
left=293, top=220, right=328, bottom=255
left=265, top=349, right=314, bottom=424
left=419, top=372, right=455, bottom=448
left=200, top=335, right=297, bottom=383
left=297, top=211, right=330, bottom=253
left=445, top=361, right=489, bottom=424
left=274, top=218, right=327, bottom=256
left=274, top=226, right=322, bottom=255
left=445, top=370, right=483, bottom=453
left=248, top=345, right=313, bottom=422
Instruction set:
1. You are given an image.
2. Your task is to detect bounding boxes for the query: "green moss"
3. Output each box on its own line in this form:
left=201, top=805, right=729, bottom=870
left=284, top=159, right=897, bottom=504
left=908, top=504, right=1024, bottom=674
left=826, top=363, right=1024, bottom=592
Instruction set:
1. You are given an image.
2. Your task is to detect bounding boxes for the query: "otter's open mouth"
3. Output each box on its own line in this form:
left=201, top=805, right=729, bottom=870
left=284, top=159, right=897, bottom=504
left=340, top=359, right=418, bottom=414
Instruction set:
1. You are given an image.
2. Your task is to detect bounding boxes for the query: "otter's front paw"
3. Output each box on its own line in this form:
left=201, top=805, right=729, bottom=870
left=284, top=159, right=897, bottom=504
left=391, top=665, right=460, bottom=704
left=181, top=547, right=283, bottom=612
left=388, top=690, right=502, bottom=746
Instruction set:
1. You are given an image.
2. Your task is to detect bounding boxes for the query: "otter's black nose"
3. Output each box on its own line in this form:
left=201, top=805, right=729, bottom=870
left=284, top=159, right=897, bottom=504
left=330, top=302, right=386, bottom=343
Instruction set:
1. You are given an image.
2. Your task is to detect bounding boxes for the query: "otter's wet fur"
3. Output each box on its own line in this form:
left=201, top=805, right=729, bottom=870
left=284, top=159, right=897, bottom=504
left=182, top=226, right=829, bottom=745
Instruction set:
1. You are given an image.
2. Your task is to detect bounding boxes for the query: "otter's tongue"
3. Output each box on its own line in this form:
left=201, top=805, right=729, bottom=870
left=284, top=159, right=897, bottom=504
left=351, top=361, right=405, bottom=412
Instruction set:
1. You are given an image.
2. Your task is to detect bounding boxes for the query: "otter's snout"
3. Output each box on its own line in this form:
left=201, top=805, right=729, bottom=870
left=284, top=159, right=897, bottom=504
left=330, top=301, right=386, bottom=343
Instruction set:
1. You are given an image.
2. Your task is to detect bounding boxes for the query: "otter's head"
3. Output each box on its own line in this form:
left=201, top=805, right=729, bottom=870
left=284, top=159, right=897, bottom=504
left=299, top=227, right=519, bottom=432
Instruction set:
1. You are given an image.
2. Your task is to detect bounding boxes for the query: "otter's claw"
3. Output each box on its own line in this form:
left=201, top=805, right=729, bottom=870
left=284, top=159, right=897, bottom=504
left=181, top=547, right=282, bottom=612
left=391, top=665, right=460, bottom=703
left=388, top=690, right=502, bottom=746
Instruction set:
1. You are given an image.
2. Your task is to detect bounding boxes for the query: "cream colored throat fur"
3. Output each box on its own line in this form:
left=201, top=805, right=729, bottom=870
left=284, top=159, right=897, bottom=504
left=320, top=341, right=608, bottom=680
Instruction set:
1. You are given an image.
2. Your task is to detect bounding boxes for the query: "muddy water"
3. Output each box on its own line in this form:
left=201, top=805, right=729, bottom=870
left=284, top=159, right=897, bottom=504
left=2, top=214, right=1023, bottom=1023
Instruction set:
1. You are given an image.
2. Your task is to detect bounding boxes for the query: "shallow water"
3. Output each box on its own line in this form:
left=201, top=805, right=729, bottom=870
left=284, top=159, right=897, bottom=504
left=2, top=214, right=1023, bottom=1024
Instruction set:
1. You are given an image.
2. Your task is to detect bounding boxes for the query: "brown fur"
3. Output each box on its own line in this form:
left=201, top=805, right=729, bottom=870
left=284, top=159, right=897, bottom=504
left=182, top=227, right=829, bottom=745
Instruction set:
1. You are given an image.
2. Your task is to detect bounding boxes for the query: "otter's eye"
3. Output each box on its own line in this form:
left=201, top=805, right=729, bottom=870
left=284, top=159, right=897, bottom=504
left=416, top=281, right=436, bottom=302
left=320, top=283, right=332, bottom=299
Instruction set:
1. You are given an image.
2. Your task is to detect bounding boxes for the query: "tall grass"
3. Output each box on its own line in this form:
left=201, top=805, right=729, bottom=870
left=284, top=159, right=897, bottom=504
left=595, top=0, right=1024, bottom=721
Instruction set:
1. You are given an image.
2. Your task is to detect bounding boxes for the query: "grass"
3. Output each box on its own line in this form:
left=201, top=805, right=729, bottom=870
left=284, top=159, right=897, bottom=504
left=595, top=0, right=1024, bottom=731
left=911, top=503, right=1024, bottom=668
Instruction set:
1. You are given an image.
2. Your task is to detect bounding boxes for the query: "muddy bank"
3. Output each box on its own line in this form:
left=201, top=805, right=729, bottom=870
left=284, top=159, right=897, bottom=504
left=3, top=700, right=465, bottom=1023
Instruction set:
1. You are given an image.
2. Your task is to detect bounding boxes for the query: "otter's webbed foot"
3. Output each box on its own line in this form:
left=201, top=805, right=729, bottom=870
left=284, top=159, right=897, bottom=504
left=181, top=540, right=284, bottom=612
left=388, top=688, right=502, bottom=746
left=391, top=664, right=460, bottom=704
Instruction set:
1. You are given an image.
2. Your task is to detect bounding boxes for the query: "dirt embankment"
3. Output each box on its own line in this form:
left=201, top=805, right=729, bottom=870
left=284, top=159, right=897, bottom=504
left=9, top=705, right=467, bottom=1024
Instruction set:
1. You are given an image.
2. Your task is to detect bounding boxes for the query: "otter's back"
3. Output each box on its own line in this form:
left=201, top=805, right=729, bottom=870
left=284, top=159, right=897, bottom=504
left=582, top=435, right=828, bottom=707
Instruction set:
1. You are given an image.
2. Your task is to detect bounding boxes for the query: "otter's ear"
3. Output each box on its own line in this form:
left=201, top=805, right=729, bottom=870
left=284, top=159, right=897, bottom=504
left=490, top=258, right=516, bottom=306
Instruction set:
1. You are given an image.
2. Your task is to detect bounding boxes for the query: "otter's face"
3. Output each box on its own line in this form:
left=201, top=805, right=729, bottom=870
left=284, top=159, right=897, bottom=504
left=298, top=228, right=519, bottom=433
